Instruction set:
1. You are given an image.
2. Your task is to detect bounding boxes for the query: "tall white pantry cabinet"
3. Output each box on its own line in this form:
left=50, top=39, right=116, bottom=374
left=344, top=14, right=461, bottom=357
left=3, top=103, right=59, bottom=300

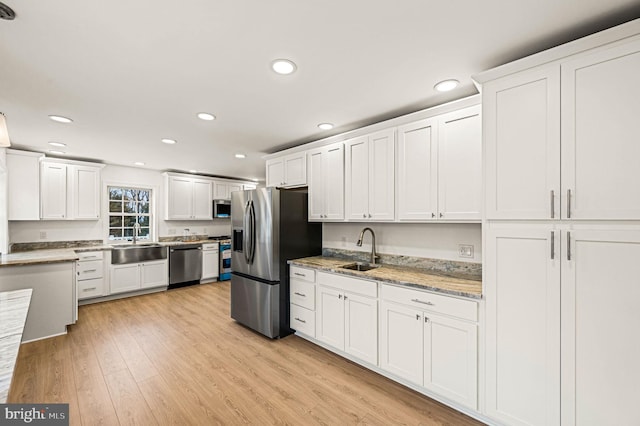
left=477, top=20, right=640, bottom=426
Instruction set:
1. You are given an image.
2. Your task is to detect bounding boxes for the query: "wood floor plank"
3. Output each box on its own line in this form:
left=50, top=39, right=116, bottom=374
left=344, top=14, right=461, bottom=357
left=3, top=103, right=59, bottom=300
left=9, top=281, right=483, bottom=426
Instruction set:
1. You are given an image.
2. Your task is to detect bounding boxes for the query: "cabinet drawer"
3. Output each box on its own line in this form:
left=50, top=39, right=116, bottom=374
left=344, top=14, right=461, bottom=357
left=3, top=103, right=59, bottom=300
left=290, top=304, right=315, bottom=337
left=78, top=277, right=104, bottom=300
left=381, top=284, right=477, bottom=322
left=76, top=260, right=103, bottom=280
left=317, top=271, right=377, bottom=298
left=77, top=251, right=104, bottom=261
left=290, top=266, right=315, bottom=282
left=290, top=279, right=315, bottom=310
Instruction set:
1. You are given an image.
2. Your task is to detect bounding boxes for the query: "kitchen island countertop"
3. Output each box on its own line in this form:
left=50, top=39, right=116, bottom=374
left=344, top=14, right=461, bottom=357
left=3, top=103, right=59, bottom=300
left=289, top=256, right=482, bottom=299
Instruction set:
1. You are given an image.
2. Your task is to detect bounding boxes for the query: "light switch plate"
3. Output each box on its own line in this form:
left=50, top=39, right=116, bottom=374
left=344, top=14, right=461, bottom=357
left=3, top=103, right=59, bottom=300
left=39, top=231, right=47, bottom=240
left=458, top=244, right=474, bottom=258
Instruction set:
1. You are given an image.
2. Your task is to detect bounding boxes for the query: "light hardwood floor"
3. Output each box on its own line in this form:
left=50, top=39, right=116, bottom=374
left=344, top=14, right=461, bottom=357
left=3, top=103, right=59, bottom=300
left=9, top=281, right=483, bottom=425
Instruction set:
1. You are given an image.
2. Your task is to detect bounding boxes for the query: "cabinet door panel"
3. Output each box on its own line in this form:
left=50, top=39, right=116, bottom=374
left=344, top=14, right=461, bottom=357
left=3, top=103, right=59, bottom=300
left=284, top=153, right=306, bottom=187
left=485, top=226, right=560, bottom=426
left=72, top=165, right=101, bottom=219
left=561, top=40, right=640, bottom=219
left=202, top=250, right=219, bottom=280
left=369, top=129, right=395, bottom=221
left=345, top=136, right=369, bottom=220
left=424, top=313, right=477, bottom=409
left=110, top=264, right=140, bottom=294
left=561, top=230, right=640, bottom=426
left=7, top=151, right=42, bottom=220
left=484, top=66, right=560, bottom=219
left=192, top=180, right=212, bottom=219
left=40, top=162, right=67, bottom=219
left=266, top=159, right=284, bottom=188
left=397, top=119, right=437, bottom=220
left=141, top=261, right=168, bottom=289
left=307, top=150, right=325, bottom=220
left=316, top=286, right=344, bottom=350
left=324, top=144, right=344, bottom=220
left=344, top=293, right=377, bottom=365
left=379, top=301, right=423, bottom=385
left=168, top=177, right=193, bottom=219
left=437, top=106, right=481, bottom=220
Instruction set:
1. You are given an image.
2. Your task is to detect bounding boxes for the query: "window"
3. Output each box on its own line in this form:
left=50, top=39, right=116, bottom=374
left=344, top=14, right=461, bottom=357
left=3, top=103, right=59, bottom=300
left=108, top=186, right=152, bottom=241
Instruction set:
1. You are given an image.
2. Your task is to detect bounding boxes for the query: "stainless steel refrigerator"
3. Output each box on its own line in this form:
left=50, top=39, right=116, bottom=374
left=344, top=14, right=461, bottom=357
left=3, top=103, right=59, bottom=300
left=230, top=188, right=322, bottom=338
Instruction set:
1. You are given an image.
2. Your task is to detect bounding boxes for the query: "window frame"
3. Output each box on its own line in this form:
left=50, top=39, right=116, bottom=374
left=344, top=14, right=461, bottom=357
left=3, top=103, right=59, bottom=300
left=103, top=180, right=158, bottom=243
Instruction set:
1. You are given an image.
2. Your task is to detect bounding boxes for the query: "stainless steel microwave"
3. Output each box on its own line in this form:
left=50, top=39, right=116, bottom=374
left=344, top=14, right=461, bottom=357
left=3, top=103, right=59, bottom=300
left=213, top=200, right=231, bottom=218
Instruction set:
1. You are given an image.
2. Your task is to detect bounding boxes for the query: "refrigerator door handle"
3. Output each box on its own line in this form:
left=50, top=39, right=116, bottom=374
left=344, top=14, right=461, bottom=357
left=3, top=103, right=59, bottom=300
left=248, top=200, right=256, bottom=264
left=243, top=200, right=251, bottom=264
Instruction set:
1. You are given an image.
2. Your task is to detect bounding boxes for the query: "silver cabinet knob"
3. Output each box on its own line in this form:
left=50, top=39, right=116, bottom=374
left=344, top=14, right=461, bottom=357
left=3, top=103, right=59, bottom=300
left=415, top=314, right=420, bottom=320
left=368, top=214, right=372, bottom=218
left=439, top=212, right=443, bottom=218
left=363, top=214, right=366, bottom=218
left=431, top=213, right=435, bottom=218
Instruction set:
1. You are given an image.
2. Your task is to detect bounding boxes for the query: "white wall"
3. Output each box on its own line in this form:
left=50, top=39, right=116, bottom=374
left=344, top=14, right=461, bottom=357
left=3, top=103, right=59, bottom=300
left=8, top=164, right=232, bottom=244
left=323, top=222, right=482, bottom=262
left=0, top=149, right=8, bottom=254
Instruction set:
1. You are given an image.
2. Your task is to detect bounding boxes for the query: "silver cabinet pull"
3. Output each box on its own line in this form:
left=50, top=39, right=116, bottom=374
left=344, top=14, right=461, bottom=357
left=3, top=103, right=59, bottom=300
left=411, top=298, right=434, bottom=306
left=344, top=295, right=348, bottom=300
left=567, top=189, right=572, bottom=218
left=415, top=314, right=420, bottom=320
left=82, top=287, right=97, bottom=292
left=431, top=213, right=435, bottom=218
left=294, top=317, right=306, bottom=323
left=439, top=212, right=443, bottom=218
left=424, top=317, right=429, bottom=323
left=293, top=292, right=306, bottom=297
left=82, top=269, right=97, bottom=273
left=550, top=190, right=555, bottom=218
left=567, top=231, right=572, bottom=261
left=293, top=272, right=305, bottom=277
left=551, top=231, right=555, bottom=260
left=338, top=294, right=342, bottom=299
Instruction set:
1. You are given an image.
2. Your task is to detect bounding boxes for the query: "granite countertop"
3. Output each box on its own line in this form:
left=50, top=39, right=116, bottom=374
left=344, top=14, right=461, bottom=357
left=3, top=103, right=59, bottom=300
left=289, top=256, right=482, bottom=299
left=0, top=289, right=32, bottom=403
left=0, top=249, right=79, bottom=267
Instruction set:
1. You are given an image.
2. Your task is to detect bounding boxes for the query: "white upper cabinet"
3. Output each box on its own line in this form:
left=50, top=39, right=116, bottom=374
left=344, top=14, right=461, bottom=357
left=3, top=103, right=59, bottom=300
left=6, top=150, right=43, bottom=220
left=214, top=181, right=242, bottom=200
left=484, top=66, right=560, bottom=220
left=437, top=106, right=482, bottom=220
left=561, top=39, right=640, bottom=220
left=397, top=118, right=438, bottom=220
left=266, top=151, right=306, bottom=188
left=484, top=37, right=640, bottom=220
left=165, top=173, right=213, bottom=220
left=308, top=142, right=344, bottom=221
left=345, top=129, right=395, bottom=221
left=397, top=105, right=481, bottom=222
left=40, top=159, right=103, bottom=220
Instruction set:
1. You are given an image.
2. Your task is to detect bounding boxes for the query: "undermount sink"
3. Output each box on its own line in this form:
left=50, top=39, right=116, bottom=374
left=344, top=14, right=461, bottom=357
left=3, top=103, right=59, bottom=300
left=340, top=262, right=381, bottom=272
left=111, top=244, right=167, bottom=264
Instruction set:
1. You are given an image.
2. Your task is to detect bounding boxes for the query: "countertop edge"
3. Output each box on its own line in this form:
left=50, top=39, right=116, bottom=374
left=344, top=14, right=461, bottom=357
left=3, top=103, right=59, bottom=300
left=288, top=258, right=482, bottom=300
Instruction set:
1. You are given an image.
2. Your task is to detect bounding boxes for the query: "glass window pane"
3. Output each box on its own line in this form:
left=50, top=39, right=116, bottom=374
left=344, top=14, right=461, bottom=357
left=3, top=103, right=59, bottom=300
left=123, top=216, right=137, bottom=227
left=139, top=191, right=150, bottom=203
left=140, top=228, right=150, bottom=237
left=109, top=201, right=122, bottom=213
left=109, top=228, right=122, bottom=238
left=124, top=228, right=134, bottom=237
left=109, top=216, right=122, bottom=227
left=124, top=189, right=137, bottom=201
left=124, top=202, right=137, bottom=213
left=138, top=202, right=149, bottom=214
left=138, top=216, right=149, bottom=227
left=109, top=188, right=123, bottom=200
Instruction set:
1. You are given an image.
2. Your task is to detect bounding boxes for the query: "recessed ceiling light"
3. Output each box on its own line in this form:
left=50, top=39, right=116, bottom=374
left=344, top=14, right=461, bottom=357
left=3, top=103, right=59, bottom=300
left=134, top=162, right=145, bottom=166
left=48, top=141, right=66, bottom=147
left=235, top=153, right=246, bottom=159
left=434, top=79, right=460, bottom=92
left=189, top=169, right=197, bottom=173
left=48, top=150, right=65, bottom=155
left=318, top=123, right=334, bottom=130
left=161, top=138, right=177, bottom=145
left=271, top=59, right=297, bottom=75
left=197, top=112, right=216, bottom=121
left=251, top=178, right=259, bottom=182
left=49, top=115, right=73, bottom=123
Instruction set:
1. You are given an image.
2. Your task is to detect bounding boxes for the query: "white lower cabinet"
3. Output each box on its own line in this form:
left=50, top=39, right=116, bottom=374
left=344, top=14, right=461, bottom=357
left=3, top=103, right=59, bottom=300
left=379, top=290, right=478, bottom=410
left=315, top=272, right=378, bottom=365
left=110, top=260, right=168, bottom=294
left=76, top=251, right=106, bottom=301
left=289, top=266, right=317, bottom=338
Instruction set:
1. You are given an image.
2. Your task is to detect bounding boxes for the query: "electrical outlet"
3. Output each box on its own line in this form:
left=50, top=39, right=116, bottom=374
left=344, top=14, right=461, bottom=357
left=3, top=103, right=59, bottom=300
left=203, top=227, right=208, bottom=234
left=458, top=244, right=474, bottom=258
left=39, top=231, right=47, bottom=240
left=168, top=228, right=176, bottom=235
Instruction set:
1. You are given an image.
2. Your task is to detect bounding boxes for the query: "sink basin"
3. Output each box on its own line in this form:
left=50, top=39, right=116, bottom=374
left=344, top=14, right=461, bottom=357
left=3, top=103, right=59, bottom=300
left=340, top=262, right=381, bottom=272
left=111, top=244, right=167, bottom=264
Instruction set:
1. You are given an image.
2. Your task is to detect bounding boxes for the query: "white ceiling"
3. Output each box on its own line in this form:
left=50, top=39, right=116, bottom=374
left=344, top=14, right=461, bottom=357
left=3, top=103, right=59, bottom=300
left=1, top=1, right=639, bottom=182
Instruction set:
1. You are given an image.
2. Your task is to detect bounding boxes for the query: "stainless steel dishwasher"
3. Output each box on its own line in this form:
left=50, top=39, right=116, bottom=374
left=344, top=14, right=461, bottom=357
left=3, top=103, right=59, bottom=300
left=169, top=244, right=202, bottom=287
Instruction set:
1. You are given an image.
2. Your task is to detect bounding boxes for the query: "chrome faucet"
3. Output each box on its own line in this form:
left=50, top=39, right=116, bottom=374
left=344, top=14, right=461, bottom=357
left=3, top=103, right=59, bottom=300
left=356, top=227, right=379, bottom=265
left=133, top=222, right=141, bottom=244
